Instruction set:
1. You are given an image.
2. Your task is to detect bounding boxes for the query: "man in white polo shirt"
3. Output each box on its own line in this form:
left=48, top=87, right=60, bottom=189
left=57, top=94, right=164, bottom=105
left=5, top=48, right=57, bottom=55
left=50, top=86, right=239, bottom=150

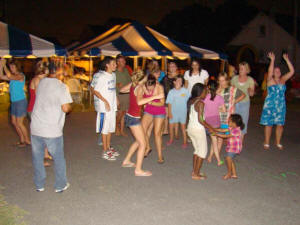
left=91, top=56, right=119, bottom=161
left=31, top=62, right=72, bottom=193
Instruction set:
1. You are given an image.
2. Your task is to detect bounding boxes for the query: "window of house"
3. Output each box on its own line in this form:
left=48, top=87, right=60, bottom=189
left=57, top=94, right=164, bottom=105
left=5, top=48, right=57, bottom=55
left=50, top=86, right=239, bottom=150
left=259, top=25, right=266, bottom=37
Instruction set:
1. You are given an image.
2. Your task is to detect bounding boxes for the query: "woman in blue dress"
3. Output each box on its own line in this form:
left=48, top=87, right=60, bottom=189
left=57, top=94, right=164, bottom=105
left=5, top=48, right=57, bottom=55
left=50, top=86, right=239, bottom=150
left=260, top=52, right=294, bottom=150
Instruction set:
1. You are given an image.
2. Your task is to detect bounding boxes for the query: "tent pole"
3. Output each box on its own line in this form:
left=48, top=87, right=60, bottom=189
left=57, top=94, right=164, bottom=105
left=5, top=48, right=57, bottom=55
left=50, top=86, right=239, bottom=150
left=161, top=56, right=166, bottom=72
left=220, top=59, right=225, bottom=73
left=142, top=57, right=146, bottom=71
left=187, top=57, right=191, bottom=66
left=133, top=56, right=138, bottom=70
left=89, top=57, right=93, bottom=106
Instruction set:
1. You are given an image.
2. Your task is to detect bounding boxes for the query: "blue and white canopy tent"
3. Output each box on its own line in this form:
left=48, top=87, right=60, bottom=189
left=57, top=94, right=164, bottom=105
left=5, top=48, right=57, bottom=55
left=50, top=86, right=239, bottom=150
left=0, top=21, right=66, bottom=58
left=70, top=22, right=227, bottom=104
left=71, top=21, right=227, bottom=60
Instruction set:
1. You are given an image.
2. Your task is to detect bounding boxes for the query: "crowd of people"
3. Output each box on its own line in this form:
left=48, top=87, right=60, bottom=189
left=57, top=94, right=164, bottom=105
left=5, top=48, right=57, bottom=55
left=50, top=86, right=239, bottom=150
left=0, top=51, right=294, bottom=191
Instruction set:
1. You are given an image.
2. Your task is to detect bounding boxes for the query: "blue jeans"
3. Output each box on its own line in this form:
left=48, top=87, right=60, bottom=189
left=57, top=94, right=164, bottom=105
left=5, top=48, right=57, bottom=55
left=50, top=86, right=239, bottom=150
left=235, top=101, right=250, bottom=134
left=31, top=135, right=67, bottom=190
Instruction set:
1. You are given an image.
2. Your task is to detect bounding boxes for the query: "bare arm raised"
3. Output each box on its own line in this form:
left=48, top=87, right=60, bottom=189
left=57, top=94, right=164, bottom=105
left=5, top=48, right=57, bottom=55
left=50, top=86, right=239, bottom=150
left=267, top=52, right=275, bottom=82
left=0, top=59, right=9, bottom=81
left=281, top=54, right=294, bottom=83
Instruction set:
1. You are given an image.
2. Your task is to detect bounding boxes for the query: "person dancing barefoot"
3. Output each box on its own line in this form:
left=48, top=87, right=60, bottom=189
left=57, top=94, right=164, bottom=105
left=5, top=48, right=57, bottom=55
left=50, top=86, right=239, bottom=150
left=120, top=71, right=164, bottom=176
left=187, top=83, right=218, bottom=180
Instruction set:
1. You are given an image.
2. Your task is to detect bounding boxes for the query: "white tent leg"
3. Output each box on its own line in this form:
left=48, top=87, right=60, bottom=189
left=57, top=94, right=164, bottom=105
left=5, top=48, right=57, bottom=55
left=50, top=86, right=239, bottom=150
left=89, top=57, right=93, bottom=106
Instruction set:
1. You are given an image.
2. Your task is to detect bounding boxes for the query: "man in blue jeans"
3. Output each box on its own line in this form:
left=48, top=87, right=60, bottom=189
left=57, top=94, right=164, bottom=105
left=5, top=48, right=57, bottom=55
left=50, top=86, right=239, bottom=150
left=30, top=62, right=72, bottom=193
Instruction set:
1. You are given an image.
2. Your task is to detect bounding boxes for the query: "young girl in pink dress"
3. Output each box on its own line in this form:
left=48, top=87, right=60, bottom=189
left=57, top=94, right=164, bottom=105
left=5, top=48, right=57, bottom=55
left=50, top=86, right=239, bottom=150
left=203, top=80, right=225, bottom=166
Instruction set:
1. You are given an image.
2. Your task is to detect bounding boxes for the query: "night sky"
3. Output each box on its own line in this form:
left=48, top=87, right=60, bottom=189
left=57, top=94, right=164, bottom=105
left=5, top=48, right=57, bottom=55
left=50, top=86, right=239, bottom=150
left=1, top=0, right=297, bottom=45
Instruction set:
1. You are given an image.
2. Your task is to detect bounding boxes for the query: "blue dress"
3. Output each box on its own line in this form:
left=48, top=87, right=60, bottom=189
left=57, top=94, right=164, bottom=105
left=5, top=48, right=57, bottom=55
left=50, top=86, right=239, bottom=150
left=260, top=84, right=286, bottom=126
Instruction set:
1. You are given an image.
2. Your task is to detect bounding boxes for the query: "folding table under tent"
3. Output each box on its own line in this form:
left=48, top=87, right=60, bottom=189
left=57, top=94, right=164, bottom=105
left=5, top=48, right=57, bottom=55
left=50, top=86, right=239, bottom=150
left=70, top=21, right=227, bottom=69
left=0, top=21, right=66, bottom=57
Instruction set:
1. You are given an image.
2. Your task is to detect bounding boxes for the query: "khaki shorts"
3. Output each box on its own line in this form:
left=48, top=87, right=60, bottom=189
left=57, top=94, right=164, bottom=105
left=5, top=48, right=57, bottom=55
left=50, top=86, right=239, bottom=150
left=118, top=93, right=129, bottom=111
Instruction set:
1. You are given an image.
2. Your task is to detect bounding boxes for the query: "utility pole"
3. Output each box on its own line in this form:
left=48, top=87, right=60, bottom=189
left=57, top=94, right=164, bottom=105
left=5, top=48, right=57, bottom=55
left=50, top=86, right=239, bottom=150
left=293, top=0, right=298, bottom=71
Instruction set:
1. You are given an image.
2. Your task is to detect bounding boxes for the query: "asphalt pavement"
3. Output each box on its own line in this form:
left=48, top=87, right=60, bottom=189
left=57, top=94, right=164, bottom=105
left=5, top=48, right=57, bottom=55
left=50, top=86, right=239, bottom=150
left=0, top=104, right=299, bottom=225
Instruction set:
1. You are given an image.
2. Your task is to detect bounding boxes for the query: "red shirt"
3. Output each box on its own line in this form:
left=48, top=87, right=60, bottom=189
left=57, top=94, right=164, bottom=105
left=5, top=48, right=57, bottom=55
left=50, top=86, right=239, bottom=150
left=127, top=85, right=141, bottom=117
left=27, top=88, right=36, bottom=112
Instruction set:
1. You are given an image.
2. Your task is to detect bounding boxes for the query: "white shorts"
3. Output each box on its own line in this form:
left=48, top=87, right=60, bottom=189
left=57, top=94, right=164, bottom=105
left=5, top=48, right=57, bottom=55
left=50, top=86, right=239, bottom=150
left=187, top=128, right=207, bottom=158
left=96, top=111, right=116, bottom=135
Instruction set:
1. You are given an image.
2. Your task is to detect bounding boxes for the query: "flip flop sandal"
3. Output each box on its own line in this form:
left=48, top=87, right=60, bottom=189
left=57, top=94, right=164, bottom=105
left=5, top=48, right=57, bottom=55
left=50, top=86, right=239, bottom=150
left=218, top=160, right=224, bottom=166
left=263, top=144, right=270, bottom=150
left=121, top=162, right=136, bottom=168
left=192, top=175, right=207, bottom=180
left=16, top=142, right=26, bottom=148
left=231, top=176, right=238, bottom=179
left=276, top=144, right=283, bottom=150
left=135, top=171, right=152, bottom=176
left=223, top=175, right=231, bottom=180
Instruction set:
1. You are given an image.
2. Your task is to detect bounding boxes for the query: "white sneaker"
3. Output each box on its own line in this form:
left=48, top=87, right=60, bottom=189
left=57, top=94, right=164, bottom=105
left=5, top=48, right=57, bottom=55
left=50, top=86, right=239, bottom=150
left=55, top=182, right=70, bottom=193
left=108, top=147, right=119, bottom=156
left=36, top=187, right=45, bottom=192
left=102, top=152, right=116, bottom=161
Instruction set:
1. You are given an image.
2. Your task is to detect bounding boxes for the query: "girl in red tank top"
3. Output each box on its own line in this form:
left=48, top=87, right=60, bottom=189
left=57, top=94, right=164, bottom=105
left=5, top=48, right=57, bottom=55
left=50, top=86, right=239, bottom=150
left=120, top=71, right=164, bottom=176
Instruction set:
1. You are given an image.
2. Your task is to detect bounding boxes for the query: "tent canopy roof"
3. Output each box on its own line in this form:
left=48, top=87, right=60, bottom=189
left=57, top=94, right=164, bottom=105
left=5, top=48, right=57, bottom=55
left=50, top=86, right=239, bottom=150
left=72, top=22, right=227, bottom=60
left=0, top=21, right=66, bottom=57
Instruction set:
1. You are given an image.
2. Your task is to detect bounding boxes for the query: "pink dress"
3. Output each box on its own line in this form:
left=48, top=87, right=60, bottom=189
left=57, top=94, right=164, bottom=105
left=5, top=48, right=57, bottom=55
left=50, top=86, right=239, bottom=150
left=203, top=94, right=224, bottom=128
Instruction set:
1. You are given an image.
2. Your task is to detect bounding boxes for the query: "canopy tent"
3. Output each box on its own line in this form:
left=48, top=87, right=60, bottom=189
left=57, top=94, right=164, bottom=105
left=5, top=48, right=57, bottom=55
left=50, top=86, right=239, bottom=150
left=71, top=22, right=227, bottom=60
left=0, top=21, right=66, bottom=57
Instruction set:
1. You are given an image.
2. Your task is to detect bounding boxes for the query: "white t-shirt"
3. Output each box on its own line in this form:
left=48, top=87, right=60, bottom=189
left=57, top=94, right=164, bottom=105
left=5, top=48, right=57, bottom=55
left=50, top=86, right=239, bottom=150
left=184, top=69, right=209, bottom=93
left=91, top=70, right=117, bottom=112
left=31, top=78, right=73, bottom=138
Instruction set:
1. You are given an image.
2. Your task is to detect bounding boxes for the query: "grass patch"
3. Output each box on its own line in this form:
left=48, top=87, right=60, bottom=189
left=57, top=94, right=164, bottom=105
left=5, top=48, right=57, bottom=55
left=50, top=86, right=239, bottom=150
left=0, top=187, right=27, bottom=225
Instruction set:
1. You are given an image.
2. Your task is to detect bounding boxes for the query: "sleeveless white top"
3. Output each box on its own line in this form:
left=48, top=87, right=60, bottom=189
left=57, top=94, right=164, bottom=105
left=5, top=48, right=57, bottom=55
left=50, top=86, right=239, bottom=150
left=187, top=102, right=205, bottom=130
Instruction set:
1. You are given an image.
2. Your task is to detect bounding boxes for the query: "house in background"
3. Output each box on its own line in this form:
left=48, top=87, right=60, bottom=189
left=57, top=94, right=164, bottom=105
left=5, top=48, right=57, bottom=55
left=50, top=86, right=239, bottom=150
left=227, top=13, right=300, bottom=81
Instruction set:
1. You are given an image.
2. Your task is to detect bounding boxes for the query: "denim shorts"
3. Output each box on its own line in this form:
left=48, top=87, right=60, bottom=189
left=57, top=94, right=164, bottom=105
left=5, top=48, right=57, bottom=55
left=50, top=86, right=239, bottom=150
left=11, top=99, right=27, bottom=117
left=144, top=111, right=165, bottom=119
left=125, top=114, right=141, bottom=127
left=225, top=152, right=238, bottom=159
